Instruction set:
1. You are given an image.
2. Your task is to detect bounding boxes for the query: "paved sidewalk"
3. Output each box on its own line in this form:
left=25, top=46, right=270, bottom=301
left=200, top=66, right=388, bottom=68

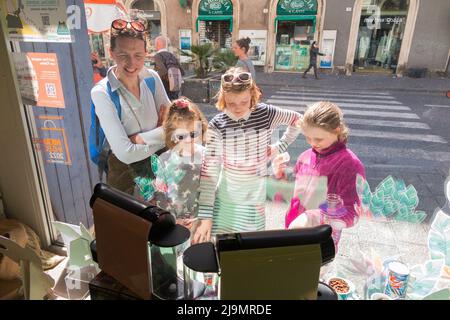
left=255, top=70, right=450, bottom=95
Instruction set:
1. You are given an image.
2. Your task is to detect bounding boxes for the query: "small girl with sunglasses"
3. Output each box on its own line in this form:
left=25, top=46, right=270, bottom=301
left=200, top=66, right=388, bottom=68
left=193, top=67, right=302, bottom=244
left=135, top=98, right=208, bottom=232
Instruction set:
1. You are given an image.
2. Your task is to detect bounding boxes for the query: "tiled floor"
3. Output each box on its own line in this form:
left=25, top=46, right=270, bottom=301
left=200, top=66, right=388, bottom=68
left=265, top=200, right=433, bottom=299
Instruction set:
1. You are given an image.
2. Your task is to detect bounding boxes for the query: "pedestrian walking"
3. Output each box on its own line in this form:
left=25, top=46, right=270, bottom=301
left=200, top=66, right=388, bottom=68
left=302, top=41, right=325, bottom=80
left=232, top=37, right=256, bottom=80
left=153, top=35, right=184, bottom=100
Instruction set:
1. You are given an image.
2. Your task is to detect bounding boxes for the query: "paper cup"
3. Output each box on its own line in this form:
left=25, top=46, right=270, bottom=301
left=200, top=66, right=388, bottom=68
left=328, top=276, right=355, bottom=300
left=371, top=293, right=394, bottom=300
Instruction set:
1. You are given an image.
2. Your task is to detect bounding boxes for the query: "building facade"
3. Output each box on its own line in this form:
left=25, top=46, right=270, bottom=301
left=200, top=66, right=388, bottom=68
left=123, top=0, right=449, bottom=75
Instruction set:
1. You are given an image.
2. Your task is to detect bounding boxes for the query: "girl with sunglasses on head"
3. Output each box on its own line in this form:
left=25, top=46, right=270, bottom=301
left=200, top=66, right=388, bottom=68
left=193, top=67, right=302, bottom=244
left=135, top=98, right=208, bottom=233
left=90, top=19, right=171, bottom=195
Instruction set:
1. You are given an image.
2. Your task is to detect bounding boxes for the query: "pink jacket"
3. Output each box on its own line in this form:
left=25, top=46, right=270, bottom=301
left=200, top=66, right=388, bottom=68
left=285, top=141, right=366, bottom=228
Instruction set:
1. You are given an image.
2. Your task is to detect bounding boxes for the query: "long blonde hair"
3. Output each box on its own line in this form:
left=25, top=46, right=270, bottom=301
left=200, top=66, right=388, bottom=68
left=214, top=67, right=262, bottom=112
left=300, top=101, right=349, bottom=142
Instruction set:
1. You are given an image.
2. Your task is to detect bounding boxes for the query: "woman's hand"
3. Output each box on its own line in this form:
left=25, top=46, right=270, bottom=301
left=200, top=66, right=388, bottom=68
left=192, top=219, right=212, bottom=244
left=129, top=133, right=145, bottom=144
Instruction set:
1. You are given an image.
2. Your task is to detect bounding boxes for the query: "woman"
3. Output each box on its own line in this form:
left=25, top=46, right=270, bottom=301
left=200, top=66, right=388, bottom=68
left=232, top=37, right=256, bottom=80
left=90, top=19, right=170, bottom=194
left=302, top=41, right=325, bottom=80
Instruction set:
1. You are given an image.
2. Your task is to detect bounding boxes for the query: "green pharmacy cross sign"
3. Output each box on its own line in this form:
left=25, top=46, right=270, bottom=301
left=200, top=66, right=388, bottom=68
left=199, top=0, right=233, bottom=15
left=277, top=0, right=318, bottom=15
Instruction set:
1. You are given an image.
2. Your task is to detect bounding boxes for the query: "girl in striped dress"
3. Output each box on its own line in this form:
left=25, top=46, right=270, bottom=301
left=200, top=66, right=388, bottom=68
left=193, top=67, right=302, bottom=244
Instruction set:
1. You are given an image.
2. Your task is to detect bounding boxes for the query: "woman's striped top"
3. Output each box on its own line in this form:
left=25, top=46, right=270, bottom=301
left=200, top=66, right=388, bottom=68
left=198, top=103, right=302, bottom=234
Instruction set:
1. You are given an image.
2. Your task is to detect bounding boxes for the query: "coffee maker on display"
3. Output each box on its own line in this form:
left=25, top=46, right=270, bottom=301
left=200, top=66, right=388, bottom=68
left=89, top=183, right=191, bottom=300
left=183, top=226, right=338, bottom=300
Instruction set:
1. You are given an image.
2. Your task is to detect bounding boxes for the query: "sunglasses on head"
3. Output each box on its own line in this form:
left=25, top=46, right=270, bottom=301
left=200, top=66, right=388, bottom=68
left=221, top=72, right=252, bottom=91
left=173, top=131, right=201, bottom=142
left=111, top=19, right=145, bottom=33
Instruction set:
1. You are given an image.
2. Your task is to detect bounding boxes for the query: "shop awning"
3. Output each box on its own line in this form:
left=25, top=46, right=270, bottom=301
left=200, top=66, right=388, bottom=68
left=196, top=15, right=233, bottom=32
left=84, top=0, right=128, bottom=34
left=275, top=15, right=316, bottom=34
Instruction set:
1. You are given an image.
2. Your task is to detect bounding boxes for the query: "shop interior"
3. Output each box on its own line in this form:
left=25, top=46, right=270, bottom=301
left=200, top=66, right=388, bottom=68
left=275, top=19, right=314, bottom=71
left=353, top=0, right=409, bottom=73
left=199, top=20, right=232, bottom=49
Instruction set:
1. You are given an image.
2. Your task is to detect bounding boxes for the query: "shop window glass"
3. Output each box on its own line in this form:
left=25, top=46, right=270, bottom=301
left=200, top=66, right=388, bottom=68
left=90, top=33, right=105, bottom=59
left=198, top=20, right=232, bottom=49
left=275, top=20, right=314, bottom=71
left=354, top=0, right=409, bottom=72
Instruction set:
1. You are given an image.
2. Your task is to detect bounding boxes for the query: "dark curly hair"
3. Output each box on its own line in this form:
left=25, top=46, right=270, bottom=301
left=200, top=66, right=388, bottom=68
left=235, top=37, right=251, bottom=54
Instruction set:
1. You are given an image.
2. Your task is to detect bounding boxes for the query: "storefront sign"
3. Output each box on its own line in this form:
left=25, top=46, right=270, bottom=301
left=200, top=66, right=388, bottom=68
left=84, top=0, right=128, bottom=33
left=238, top=30, right=267, bottom=66
left=2, top=0, right=72, bottom=42
left=141, top=11, right=161, bottom=20
left=13, top=52, right=65, bottom=108
left=277, top=0, right=318, bottom=15
left=180, top=29, right=192, bottom=50
left=199, top=0, right=233, bottom=16
left=320, top=30, right=336, bottom=68
left=363, top=15, right=406, bottom=29
left=36, top=117, right=72, bottom=166
left=179, top=29, right=192, bottom=63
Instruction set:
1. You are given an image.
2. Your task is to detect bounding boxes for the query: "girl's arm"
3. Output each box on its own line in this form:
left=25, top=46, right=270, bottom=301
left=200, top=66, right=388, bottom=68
left=194, top=126, right=222, bottom=244
left=197, top=125, right=223, bottom=220
left=267, top=104, right=302, bottom=154
left=335, top=160, right=366, bottom=228
left=284, top=157, right=307, bottom=228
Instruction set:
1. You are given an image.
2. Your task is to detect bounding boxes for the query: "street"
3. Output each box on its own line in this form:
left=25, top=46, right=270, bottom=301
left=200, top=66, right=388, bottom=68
left=198, top=74, right=450, bottom=223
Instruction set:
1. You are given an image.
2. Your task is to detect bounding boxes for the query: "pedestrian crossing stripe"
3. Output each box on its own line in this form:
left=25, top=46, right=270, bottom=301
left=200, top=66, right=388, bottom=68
left=278, top=88, right=391, bottom=96
left=276, top=91, right=397, bottom=100
left=264, top=90, right=447, bottom=144
left=350, top=129, right=446, bottom=144
left=275, top=106, right=420, bottom=119
left=424, top=104, right=450, bottom=108
left=267, top=99, right=409, bottom=110
left=268, top=97, right=402, bottom=105
left=345, top=118, right=430, bottom=130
